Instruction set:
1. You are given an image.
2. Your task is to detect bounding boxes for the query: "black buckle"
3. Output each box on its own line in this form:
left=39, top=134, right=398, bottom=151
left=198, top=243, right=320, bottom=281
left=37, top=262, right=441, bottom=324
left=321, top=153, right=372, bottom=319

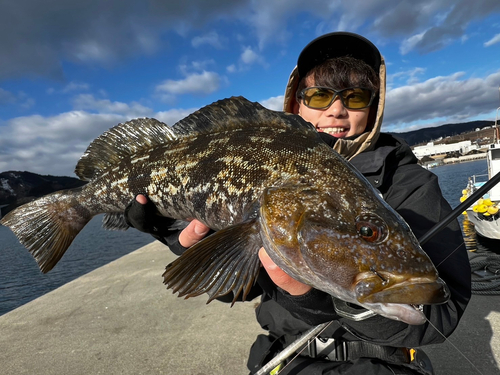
left=306, top=337, right=348, bottom=361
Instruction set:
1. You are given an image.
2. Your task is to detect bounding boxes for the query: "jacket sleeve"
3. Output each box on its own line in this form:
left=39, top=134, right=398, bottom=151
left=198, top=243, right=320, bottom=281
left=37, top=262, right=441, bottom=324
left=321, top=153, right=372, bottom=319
left=269, top=163, right=471, bottom=348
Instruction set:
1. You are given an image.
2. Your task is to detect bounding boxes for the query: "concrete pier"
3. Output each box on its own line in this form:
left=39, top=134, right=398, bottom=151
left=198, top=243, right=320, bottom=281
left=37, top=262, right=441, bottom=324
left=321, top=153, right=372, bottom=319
left=1, top=241, right=499, bottom=374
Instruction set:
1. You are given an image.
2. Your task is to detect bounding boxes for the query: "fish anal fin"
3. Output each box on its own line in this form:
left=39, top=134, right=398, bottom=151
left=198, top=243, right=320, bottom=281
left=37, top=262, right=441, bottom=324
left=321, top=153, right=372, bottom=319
left=162, top=219, right=262, bottom=304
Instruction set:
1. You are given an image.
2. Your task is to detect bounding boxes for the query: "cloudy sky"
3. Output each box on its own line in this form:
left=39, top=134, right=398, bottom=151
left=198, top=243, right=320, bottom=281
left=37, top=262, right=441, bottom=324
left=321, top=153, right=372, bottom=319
left=1, top=0, right=500, bottom=177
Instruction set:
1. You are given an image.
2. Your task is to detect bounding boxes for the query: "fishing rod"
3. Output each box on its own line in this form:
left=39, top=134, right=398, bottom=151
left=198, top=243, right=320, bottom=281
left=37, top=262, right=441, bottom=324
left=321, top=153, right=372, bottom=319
left=418, top=170, right=500, bottom=245
left=256, top=171, right=500, bottom=375
left=254, top=322, right=331, bottom=375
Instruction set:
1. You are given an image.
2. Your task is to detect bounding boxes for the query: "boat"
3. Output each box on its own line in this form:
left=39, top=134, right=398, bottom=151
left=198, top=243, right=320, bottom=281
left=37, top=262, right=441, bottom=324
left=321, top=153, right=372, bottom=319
left=461, top=105, right=500, bottom=240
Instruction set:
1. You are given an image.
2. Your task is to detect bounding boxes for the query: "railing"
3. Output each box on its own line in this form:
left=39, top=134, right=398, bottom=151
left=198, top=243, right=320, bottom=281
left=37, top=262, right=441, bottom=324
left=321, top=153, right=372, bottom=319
left=471, top=174, right=489, bottom=185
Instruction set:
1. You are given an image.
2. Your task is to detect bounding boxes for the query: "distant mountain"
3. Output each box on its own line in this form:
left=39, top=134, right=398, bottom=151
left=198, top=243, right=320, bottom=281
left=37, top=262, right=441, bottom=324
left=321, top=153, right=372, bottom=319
left=391, top=120, right=493, bottom=146
left=0, top=171, right=87, bottom=217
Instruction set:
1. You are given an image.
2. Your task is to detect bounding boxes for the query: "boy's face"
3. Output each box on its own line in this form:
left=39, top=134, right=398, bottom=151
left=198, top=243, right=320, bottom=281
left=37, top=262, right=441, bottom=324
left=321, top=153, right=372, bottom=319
left=295, top=77, right=371, bottom=139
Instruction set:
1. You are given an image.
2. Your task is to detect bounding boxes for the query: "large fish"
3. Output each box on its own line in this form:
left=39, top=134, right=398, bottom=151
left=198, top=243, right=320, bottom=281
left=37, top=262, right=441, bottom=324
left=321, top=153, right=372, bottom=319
left=1, top=97, right=448, bottom=325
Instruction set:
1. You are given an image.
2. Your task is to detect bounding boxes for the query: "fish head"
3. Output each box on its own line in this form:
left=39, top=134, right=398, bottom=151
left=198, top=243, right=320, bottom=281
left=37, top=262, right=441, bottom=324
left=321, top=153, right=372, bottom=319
left=259, top=185, right=449, bottom=325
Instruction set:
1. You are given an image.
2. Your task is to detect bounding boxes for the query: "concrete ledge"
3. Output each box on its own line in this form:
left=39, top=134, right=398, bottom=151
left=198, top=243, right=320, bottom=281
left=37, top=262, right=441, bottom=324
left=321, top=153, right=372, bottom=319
left=425, top=293, right=500, bottom=374
left=0, top=242, right=264, bottom=375
left=1, top=241, right=500, bottom=374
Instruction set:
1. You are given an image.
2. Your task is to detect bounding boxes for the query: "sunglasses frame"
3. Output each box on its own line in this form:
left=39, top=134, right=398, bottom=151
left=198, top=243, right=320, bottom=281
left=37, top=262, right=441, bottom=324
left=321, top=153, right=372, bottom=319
left=297, top=86, right=376, bottom=110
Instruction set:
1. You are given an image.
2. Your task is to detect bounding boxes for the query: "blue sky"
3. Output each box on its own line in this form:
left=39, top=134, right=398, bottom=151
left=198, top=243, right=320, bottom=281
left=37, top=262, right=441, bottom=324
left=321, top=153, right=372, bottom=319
left=1, top=0, right=500, bottom=176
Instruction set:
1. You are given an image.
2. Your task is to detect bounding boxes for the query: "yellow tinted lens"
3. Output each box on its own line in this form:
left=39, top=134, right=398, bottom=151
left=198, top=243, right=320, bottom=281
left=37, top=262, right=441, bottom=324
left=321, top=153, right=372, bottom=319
left=303, top=88, right=334, bottom=108
left=341, top=88, right=371, bottom=109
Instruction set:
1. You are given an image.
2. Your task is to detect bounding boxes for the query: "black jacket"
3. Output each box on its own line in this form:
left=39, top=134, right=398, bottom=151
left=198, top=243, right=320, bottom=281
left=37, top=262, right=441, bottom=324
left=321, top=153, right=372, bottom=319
left=252, top=133, right=471, bottom=351
left=134, top=132, right=471, bottom=373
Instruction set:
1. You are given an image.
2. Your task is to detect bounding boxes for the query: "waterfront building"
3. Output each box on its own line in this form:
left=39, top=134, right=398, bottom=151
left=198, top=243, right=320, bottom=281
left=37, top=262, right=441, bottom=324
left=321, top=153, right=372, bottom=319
left=413, top=140, right=478, bottom=159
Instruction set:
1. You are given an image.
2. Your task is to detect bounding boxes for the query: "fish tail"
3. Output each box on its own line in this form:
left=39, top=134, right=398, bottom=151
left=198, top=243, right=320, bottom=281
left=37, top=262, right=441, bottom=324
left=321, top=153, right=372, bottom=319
left=0, top=186, right=92, bottom=273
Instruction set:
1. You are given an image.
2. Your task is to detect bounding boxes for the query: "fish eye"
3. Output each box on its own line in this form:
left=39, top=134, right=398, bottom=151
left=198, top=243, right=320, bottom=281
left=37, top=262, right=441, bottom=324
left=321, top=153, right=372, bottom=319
left=355, top=214, right=388, bottom=243
left=359, top=225, right=374, bottom=238
left=356, top=222, right=379, bottom=242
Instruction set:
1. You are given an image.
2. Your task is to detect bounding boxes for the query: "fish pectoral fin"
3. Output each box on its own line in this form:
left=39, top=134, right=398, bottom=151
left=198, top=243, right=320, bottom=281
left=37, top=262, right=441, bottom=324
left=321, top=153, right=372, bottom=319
left=162, top=219, right=262, bottom=305
left=102, top=213, right=130, bottom=230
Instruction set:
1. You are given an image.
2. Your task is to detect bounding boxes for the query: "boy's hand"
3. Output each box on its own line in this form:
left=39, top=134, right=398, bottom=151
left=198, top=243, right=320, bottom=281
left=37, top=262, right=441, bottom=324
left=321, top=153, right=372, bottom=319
left=258, top=248, right=312, bottom=296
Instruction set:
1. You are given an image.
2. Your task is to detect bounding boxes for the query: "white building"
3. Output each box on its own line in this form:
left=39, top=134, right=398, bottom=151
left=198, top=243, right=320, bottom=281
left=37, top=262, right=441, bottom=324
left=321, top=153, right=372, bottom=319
left=412, top=140, right=478, bottom=159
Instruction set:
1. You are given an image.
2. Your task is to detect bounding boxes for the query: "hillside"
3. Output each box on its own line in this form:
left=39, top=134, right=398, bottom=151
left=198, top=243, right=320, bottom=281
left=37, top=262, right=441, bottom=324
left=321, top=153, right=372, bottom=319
left=392, top=120, right=493, bottom=146
left=0, top=171, right=87, bottom=217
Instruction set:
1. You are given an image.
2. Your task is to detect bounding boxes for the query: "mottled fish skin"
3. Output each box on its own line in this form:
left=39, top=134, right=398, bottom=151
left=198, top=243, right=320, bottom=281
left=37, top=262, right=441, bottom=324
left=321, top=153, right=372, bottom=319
left=1, top=97, right=449, bottom=325
left=73, top=115, right=328, bottom=226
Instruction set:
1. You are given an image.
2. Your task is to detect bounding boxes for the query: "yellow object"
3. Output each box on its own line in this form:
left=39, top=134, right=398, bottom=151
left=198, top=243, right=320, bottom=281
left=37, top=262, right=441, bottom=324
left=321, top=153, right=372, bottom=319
left=483, top=198, right=493, bottom=206
left=410, top=348, right=416, bottom=362
left=462, top=189, right=468, bottom=195
left=270, top=363, right=283, bottom=375
left=473, top=205, right=480, bottom=212
left=460, top=196, right=467, bottom=202
left=488, top=206, right=499, bottom=215
left=478, top=199, right=484, bottom=206
left=477, top=204, right=488, bottom=213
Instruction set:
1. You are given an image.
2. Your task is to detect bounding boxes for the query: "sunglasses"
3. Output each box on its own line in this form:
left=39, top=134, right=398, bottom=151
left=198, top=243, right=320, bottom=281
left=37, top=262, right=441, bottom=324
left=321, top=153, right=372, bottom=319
left=297, top=86, right=376, bottom=110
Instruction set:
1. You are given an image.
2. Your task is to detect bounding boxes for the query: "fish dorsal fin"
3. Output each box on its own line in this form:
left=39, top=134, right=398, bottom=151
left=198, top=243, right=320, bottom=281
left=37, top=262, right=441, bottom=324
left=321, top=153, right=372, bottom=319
left=172, top=96, right=315, bottom=136
left=75, top=97, right=313, bottom=181
left=75, top=118, right=176, bottom=181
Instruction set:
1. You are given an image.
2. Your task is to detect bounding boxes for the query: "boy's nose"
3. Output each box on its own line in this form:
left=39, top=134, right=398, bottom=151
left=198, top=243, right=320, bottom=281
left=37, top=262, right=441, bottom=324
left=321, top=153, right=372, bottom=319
left=323, top=96, right=347, bottom=116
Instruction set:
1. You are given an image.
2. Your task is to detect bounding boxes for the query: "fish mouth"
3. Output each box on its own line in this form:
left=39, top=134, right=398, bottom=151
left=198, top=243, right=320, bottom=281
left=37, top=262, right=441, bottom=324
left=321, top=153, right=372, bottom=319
left=355, top=276, right=450, bottom=305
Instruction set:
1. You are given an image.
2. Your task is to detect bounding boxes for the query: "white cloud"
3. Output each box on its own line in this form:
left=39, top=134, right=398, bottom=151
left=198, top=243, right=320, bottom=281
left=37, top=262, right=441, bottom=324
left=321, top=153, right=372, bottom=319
left=241, top=47, right=260, bottom=65
left=260, top=96, right=284, bottom=111
left=155, top=71, right=222, bottom=98
left=62, top=81, right=90, bottom=93
left=0, top=0, right=245, bottom=79
left=69, top=40, right=118, bottom=63
left=372, top=0, right=500, bottom=54
left=387, top=67, right=426, bottom=88
left=0, top=111, right=125, bottom=176
left=47, top=81, right=90, bottom=95
left=72, top=94, right=152, bottom=117
left=228, top=46, right=268, bottom=73
left=400, top=31, right=426, bottom=55
left=384, top=70, right=500, bottom=131
left=191, top=31, right=226, bottom=49
left=484, top=33, right=500, bottom=47
left=243, top=1, right=300, bottom=48
left=155, top=107, right=197, bottom=126
left=0, top=0, right=498, bottom=79
left=1, top=0, right=500, bottom=177
left=0, top=103, right=198, bottom=176
left=179, top=60, right=216, bottom=75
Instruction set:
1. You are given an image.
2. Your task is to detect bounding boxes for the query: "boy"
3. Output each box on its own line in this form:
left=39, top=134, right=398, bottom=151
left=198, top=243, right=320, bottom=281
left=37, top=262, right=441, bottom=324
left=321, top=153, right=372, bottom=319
left=126, top=32, right=471, bottom=375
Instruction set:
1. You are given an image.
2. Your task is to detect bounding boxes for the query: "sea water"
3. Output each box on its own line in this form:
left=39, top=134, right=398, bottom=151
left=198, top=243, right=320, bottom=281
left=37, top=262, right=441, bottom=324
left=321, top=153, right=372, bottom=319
left=0, top=215, right=153, bottom=315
